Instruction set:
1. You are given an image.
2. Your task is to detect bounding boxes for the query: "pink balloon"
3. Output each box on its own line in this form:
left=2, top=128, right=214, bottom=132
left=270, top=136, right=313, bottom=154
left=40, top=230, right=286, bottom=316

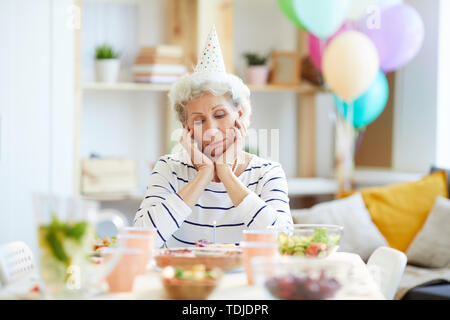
left=308, top=21, right=356, bottom=71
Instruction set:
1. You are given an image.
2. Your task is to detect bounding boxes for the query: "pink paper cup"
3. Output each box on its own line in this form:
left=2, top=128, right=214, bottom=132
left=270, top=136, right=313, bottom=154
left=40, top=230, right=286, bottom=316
left=102, top=248, right=142, bottom=293
left=240, top=241, right=278, bottom=286
left=117, top=233, right=155, bottom=274
left=242, top=229, right=276, bottom=242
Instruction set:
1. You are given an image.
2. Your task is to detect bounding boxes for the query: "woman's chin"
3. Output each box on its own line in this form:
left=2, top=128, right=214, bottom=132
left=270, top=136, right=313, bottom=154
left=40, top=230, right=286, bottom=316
left=210, top=149, right=224, bottom=158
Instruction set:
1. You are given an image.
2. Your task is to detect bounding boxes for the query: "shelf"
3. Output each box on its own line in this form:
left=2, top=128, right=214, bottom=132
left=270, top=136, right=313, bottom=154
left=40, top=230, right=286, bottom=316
left=84, top=0, right=141, bottom=4
left=80, top=169, right=424, bottom=202
left=82, top=82, right=322, bottom=94
left=352, top=167, right=423, bottom=187
left=81, top=193, right=144, bottom=201
left=83, top=82, right=172, bottom=92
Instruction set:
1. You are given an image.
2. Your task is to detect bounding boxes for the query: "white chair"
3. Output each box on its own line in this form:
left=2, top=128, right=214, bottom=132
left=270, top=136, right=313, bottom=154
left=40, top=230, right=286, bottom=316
left=0, top=241, right=36, bottom=286
left=367, top=246, right=407, bottom=300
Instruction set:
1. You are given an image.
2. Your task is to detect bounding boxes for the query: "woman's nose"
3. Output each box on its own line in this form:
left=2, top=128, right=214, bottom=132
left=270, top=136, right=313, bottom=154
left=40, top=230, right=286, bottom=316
left=202, top=121, right=224, bottom=141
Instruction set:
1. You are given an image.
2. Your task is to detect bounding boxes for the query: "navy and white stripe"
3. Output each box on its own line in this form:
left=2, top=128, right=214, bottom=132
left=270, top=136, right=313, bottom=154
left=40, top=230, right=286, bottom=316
left=134, top=148, right=293, bottom=248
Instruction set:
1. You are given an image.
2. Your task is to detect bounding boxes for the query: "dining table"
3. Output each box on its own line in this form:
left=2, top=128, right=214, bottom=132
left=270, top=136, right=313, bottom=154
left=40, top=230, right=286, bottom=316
left=0, top=252, right=385, bottom=300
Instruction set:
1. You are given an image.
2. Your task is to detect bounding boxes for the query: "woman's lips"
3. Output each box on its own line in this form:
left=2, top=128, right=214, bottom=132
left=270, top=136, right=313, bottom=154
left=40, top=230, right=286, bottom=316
left=207, top=138, right=226, bottom=149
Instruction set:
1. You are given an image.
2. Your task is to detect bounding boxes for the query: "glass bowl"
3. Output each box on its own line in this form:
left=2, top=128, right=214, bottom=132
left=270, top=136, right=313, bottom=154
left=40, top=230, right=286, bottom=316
left=274, top=224, right=343, bottom=258
left=251, top=256, right=353, bottom=300
left=160, top=264, right=223, bottom=300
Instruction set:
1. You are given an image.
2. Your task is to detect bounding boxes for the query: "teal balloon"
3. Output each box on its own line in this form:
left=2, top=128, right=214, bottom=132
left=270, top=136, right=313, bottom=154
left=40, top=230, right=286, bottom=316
left=334, top=71, right=389, bottom=129
left=277, top=0, right=305, bottom=29
left=292, top=0, right=351, bottom=39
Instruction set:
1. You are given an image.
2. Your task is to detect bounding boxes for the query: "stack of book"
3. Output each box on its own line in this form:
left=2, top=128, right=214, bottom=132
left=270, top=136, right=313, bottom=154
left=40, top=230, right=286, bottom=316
left=132, top=45, right=187, bottom=84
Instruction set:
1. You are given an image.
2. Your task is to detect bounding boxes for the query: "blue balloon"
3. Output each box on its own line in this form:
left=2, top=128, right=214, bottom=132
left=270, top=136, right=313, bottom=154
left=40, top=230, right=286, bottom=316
left=334, top=70, right=389, bottom=129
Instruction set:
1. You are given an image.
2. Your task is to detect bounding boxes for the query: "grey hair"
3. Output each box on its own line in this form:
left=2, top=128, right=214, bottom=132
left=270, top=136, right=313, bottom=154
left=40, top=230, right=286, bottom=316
left=168, top=72, right=252, bottom=128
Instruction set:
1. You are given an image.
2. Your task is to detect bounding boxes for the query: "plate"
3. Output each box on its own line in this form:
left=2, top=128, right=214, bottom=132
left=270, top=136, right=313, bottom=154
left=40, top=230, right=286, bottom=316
left=154, top=247, right=243, bottom=271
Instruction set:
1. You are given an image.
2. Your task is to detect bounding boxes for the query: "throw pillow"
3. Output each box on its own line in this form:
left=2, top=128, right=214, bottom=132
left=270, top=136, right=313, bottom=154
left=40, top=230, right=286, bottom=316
left=339, top=170, right=448, bottom=252
left=406, top=196, right=450, bottom=268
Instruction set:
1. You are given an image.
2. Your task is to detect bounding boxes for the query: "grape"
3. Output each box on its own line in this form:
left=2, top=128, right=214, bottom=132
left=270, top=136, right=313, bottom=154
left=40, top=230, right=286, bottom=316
left=265, top=274, right=341, bottom=300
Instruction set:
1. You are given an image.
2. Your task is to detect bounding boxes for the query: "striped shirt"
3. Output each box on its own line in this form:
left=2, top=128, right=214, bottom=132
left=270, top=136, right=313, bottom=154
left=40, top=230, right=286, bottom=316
left=134, top=148, right=293, bottom=248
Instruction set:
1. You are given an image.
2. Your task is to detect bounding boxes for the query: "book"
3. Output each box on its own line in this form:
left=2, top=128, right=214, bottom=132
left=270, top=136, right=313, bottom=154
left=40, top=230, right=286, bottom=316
left=139, top=45, right=184, bottom=58
left=135, top=55, right=185, bottom=65
left=134, top=75, right=180, bottom=84
left=132, top=64, right=187, bottom=75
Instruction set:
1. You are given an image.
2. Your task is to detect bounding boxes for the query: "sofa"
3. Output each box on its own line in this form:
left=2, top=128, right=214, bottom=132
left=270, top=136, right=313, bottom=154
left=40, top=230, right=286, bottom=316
left=291, top=166, right=450, bottom=300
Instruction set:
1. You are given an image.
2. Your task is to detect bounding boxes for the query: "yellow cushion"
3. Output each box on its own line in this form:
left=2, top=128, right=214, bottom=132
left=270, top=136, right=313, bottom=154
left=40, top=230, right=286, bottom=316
left=339, top=170, right=448, bottom=252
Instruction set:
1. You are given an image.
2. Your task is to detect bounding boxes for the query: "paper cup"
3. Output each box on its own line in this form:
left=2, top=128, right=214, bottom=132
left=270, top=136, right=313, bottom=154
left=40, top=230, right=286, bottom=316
left=117, top=233, right=155, bottom=274
left=102, top=248, right=141, bottom=293
left=242, top=229, right=276, bottom=242
left=240, top=241, right=278, bottom=285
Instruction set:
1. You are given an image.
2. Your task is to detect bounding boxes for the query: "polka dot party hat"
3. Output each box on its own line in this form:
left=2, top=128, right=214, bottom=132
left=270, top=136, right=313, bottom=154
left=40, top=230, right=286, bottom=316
left=194, top=24, right=226, bottom=74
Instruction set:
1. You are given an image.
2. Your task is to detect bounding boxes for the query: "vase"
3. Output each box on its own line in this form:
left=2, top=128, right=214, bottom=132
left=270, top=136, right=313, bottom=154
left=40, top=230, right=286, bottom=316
left=95, top=59, right=120, bottom=83
left=246, top=66, right=269, bottom=85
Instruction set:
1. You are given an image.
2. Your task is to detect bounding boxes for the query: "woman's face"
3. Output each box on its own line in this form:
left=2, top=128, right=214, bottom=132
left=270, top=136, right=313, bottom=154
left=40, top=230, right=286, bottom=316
left=185, top=92, right=242, bottom=158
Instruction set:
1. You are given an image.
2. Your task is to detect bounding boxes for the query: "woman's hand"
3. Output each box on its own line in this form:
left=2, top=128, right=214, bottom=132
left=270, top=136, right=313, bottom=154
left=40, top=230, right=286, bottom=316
left=215, top=119, right=247, bottom=180
left=180, top=127, right=214, bottom=175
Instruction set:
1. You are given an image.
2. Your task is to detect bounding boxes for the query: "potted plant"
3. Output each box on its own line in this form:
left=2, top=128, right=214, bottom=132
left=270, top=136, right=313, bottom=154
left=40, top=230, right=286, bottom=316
left=243, top=52, right=270, bottom=85
left=95, top=44, right=120, bottom=83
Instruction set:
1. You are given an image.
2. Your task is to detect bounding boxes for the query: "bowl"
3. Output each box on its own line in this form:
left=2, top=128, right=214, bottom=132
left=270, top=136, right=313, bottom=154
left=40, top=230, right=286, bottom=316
left=251, top=256, right=353, bottom=300
left=161, top=264, right=223, bottom=300
left=154, top=247, right=243, bottom=271
left=274, top=224, right=343, bottom=258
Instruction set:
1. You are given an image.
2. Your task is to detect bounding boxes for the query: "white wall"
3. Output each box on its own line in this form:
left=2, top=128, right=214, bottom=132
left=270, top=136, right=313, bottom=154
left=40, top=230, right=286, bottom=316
left=0, top=0, right=75, bottom=256
left=81, top=0, right=166, bottom=194
left=392, top=0, right=441, bottom=172
left=436, top=0, right=450, bottom=168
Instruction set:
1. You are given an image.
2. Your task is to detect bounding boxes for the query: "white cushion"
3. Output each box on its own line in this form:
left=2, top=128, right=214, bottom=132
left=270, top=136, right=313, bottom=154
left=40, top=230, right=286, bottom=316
left=291, top=193, right=388, bottom=261
left=406, top=196, right=450, bottom=268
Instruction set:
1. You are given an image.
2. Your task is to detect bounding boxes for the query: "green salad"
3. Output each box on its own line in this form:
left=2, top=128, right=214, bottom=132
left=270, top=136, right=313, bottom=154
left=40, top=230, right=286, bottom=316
left=277, top=228, right=340, bottom=257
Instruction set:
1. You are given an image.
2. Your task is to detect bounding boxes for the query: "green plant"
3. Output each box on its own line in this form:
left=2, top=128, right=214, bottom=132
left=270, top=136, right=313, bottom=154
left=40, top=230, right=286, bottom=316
left=95, top=43, right=119, bottom=59
left=242, top=52, right=269, bottom=66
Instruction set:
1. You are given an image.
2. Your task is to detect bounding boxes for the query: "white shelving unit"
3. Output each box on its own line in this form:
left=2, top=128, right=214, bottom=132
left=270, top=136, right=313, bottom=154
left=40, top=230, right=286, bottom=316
left=75, top=1, right=424, bottom=205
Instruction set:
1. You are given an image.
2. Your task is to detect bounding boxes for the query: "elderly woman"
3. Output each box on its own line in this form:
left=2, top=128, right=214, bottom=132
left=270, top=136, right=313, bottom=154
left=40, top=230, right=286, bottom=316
left=134, top=27, right=293, bottom=248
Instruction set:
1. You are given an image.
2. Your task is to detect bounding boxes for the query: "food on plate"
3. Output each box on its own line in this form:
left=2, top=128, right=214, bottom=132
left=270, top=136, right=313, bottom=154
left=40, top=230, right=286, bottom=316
left=161, top=265, right=222, bottom=299
left=91, top=236, right=117, bottom=257
left=163, top=264, right=219, bottom=281
left=277, top=228, right=340, bottom=257
left=154, top=247, right=243, bottom=270
left=195, top=239, right=210, bottom=247
left=265, top=271, right=341, bottom=300
left=195, top=239, right=237, bottom=249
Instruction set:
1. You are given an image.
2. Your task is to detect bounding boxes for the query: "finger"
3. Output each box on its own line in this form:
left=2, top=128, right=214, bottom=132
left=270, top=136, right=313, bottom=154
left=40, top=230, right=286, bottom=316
left=234, top=126, right=242, bottom=141
left=241, top=122, right=247, bottom=138
left=235, top=119, right=241, bottom=129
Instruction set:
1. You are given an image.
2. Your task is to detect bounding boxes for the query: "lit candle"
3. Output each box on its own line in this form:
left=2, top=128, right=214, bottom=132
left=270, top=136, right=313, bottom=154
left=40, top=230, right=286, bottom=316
left=213, top=220, right=217, bottom=244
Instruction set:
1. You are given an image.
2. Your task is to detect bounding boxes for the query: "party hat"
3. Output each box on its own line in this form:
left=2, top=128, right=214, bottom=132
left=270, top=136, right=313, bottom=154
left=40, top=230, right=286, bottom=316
left=194, top=25, right=226, bottom=74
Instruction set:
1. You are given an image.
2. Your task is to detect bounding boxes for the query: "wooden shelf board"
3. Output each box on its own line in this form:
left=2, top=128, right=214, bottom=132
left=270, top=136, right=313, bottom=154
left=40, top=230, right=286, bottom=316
left=82, top=82, right=323, bottom=94
left=81, top=193, right=144, bottom=201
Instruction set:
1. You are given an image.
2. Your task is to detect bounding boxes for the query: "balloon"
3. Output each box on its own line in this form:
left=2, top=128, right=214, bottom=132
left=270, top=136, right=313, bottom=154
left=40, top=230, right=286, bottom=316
left=334, top=70, right=389, bottom=129
left=276, top=0, right=305, bottom=29
left=292, top=0, right=351, bottom=39
left=308, top=21, right=356, bottom=71
left=323, top=31, right=379, bottom=102
left=347, top=0, right=403, bottom=21
left=359, top=3, right=424, bottom=72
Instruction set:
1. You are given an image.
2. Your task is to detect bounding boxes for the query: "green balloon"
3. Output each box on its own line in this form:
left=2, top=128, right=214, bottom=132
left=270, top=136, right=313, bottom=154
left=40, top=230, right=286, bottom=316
left=277, top=0, right=305, bottom=29
left=292, top=0, right=351, bottom=39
